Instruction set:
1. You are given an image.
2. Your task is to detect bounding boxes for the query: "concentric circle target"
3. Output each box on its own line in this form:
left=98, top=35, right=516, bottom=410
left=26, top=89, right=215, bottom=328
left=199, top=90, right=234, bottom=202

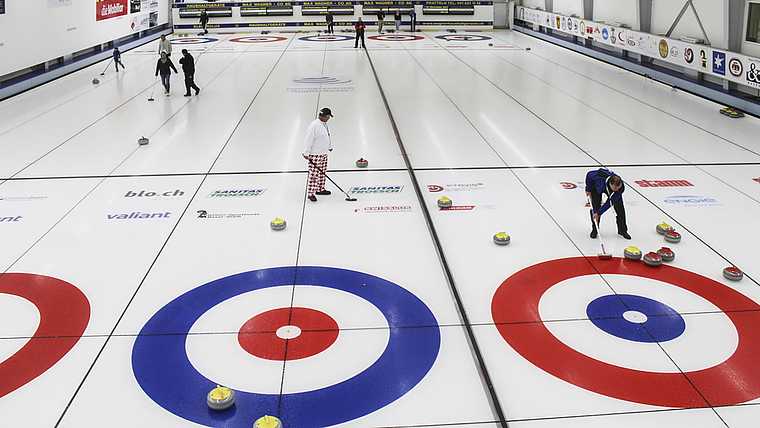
left=132, top=266, right=440, bottom=428
left=492, top=257, right=760, bottom=407
left=230, top=36, right=287, bottom=43
left=298, top=35, right=354, bottom=42
left=0, top=273, right=90, bottom=398
left=435, top=34, right=491, bottom=42
left=368, top=34, right=424, bottom=42
left=170, top=37, right=219, bottom=44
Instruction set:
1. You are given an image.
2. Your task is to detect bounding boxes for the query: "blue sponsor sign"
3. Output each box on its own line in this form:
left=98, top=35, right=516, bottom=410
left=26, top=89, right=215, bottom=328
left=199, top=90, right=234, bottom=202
left=713, top=51, right=726, bottom=75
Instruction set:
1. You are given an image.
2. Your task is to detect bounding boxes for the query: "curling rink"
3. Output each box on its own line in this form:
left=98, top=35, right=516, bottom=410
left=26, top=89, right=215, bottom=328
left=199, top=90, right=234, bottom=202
left=2, top=28, right=760, bottom=428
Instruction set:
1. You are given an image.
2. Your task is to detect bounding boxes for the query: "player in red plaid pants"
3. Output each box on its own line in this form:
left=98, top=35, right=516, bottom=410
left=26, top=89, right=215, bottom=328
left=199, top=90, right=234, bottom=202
left=302, top=107, right=333, bottom=202
left=307, top=154, right=328, bottom=196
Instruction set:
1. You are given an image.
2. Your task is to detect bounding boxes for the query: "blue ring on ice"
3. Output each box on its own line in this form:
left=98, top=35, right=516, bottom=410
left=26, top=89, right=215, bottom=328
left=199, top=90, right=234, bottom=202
left=132, top=266, right=440, bottom=428
left=587, top=294, right=686, bottom=343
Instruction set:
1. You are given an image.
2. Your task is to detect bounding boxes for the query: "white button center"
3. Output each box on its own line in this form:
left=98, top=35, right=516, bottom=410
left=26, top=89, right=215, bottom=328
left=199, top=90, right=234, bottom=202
left=276, top=325, right=302, bottom=339
left=623, top=311, right=648, bottom=324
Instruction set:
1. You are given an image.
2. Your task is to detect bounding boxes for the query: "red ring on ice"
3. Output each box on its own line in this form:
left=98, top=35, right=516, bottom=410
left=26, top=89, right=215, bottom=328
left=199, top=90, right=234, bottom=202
left=238, top=307, right=339, bottom=360
left=0, top=273, right=90, bottom=398
left=491, top=256, right=760, bottom=407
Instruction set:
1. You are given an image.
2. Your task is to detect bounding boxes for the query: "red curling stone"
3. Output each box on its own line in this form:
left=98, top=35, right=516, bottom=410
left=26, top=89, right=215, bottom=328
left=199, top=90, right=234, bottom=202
left=664, top=230, right=681, bottom=243
left=657, top=247, right=675, bottom=262
left=723, top=266, right=743, bottom=281
left=643, top=252, right=662, bottom=267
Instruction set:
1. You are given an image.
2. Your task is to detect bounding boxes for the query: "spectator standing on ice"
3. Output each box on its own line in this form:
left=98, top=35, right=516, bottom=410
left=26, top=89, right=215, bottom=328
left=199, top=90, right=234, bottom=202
left=394, top=9, right=401, bottom=32
left=376, top=9, right=385, bottom=33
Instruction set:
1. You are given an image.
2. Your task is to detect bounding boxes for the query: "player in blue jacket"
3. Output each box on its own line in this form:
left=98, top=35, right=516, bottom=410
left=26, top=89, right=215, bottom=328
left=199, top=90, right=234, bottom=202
left=585, top=168, right=631, bottom=239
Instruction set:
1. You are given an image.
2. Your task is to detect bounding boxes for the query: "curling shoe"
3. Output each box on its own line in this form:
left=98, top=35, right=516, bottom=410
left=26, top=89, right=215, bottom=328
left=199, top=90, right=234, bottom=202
left=618, top=231, right=632, bottom=240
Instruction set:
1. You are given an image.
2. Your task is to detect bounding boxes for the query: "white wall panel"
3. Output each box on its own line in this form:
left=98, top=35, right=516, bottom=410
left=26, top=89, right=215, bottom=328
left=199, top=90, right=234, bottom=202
left=594, top=0, right=639, bottom=30
left=0, top=0, right=170, bottom=77
left=652, top=0, right=727, bottom=49
left=522, top=0, right=546, bottom=9
left=553, top=0, right=584, bottom=17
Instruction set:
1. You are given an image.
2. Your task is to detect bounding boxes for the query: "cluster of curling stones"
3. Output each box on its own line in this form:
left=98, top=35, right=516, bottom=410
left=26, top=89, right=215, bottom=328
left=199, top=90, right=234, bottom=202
left=656, top=222, right=681, bottom=243
left=206, top=386, right=284, bottom=427
left=623, top=245, right=675, bottom=267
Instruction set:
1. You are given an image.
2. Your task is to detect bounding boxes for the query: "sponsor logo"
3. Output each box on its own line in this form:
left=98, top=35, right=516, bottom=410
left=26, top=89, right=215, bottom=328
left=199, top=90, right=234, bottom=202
left=196, top=210, right=259, bottom=219
left=670, top=46, right=679, bottom=58
left=349, top=186, right=404, bottom=194
left=441, top=205, right=475, bottom=211
left=439, top=204, right=500, bottom=212
left=627, top=35, right=636, bottom=47
left=0, top=196, right=47, bottom=202
left=96, top=0, right=127, bottom=21
left=638, top=36, right=646, bottom=49
left=0, top=215, right=22, bottom=222
left=635, top=179, right=693, bottom=188
left=699, top=49, right=708, bottom=70
left=729, top=58, right=743, bottom=77
left=354, top=206, right=412, bottom=213
left=753, top=177, right=760, bottom=183
left=288, top=76, right=354, bottom=93
left=427, top=183, right=485, bottom=192
left=747, top=59, right=760, bottom=87
left=206, top=189, right=266, bottom=198
left=684, top=47, right=694, bottom=64
left=658, top=39, right=669, bottom=58
left=560, top=181, right=584, bottom=190
left=579, top=21, right=586, bottom=36
left=664, top=195, right=721, bottom=207
left=713, top=51, right=726, bottom=75
left=125, top=190, right=185, bottom=199
left=107, top=211, right=172, bottom=220
left=602, top=28, right=609, bottom=41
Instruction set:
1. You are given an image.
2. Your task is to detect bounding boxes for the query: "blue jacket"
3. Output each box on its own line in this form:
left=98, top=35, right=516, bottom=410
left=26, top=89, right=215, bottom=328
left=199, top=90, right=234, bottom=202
left=585, top=168, right=624, bottom=216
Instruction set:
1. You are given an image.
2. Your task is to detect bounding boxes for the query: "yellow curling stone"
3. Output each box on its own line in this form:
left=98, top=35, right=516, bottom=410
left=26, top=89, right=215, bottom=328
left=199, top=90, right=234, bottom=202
left=255, top=415, right=283, bottom=428
left=270, top=218, right=286, bottom=230
left=493, top=232, right=510, bottom=245
left=623, top=246, right=642, bottom=260
left=207, top=385, right=235, bottom=411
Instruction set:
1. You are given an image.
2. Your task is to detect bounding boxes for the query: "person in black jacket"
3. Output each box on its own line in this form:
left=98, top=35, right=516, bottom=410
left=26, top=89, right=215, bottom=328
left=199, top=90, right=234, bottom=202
left=199, top=10, right=209, bottom=35
left=179, top=49, right=200, bottom=96
left=112, top=47, right=125, bottom=72
left=376, top=9, right=385, bottom=33
left=326, top=11, right=334, bottom=34
left=155, top=51, right=178, bottom=95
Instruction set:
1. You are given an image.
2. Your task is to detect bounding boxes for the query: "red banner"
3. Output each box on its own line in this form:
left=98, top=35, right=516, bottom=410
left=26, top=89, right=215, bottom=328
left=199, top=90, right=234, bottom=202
left=96, top=0, right=128, bottom=21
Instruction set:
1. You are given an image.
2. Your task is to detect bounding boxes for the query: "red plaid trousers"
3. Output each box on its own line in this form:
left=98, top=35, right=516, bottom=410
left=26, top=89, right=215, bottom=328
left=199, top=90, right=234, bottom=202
left=307, top=154, right=328, bottom=196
